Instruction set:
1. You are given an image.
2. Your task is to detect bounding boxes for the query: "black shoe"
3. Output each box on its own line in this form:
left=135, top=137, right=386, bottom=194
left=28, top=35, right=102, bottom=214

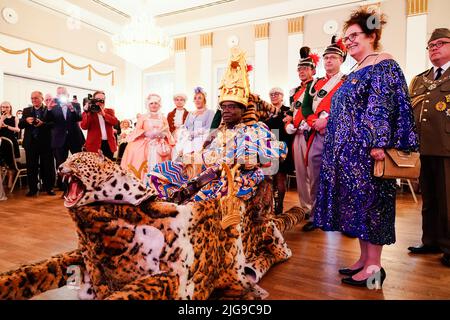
left=408, top=244, right=442, bottom=254
left=338, top=266, right=364, bottom=276
left=441, top=254, right=450, bottom=268
left=26, top=191, right=37, bottom=197
left=302, top=221, right=317, bottom=232
left=46, top=190, right=56, bottom=196
left=341, top=268, right=386, bottom=288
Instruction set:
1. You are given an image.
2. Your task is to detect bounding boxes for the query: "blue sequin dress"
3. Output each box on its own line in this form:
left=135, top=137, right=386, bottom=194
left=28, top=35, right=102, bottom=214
left=313, top=59, right=419, bottom=245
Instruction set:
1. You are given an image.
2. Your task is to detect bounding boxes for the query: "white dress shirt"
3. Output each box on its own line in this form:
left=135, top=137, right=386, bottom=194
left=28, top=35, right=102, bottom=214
left=98, top=114, right=108, bottom=140
left=433, top=60, right=450, bottom=79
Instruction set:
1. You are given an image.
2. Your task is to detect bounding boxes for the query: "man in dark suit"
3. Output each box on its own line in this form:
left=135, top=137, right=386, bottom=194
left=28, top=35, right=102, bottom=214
left=80, top=91, right=118, bottom=160
left=408, top=28, right=450, bottom=268
left=18, top=91, right=55, bottom=196
left=47, top=87, right=85, bottom=190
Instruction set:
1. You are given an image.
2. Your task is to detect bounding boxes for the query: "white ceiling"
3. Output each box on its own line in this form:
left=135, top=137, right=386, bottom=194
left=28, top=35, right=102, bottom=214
left=24, top=0, right=383, bottom=37
left=96, top=0, right=231, bottom=17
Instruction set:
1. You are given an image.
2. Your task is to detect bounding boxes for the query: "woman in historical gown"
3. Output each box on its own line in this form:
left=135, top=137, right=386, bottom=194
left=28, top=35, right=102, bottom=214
left=121, top=94, right=174, bottom=181
left=174, top=87, right=215, bottom=162
left=313, top=9, right=419, bottom=287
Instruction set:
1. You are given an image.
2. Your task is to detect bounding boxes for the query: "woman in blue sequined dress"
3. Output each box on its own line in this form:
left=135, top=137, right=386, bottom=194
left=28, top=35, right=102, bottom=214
left=313, top=9, right=419, bottom=288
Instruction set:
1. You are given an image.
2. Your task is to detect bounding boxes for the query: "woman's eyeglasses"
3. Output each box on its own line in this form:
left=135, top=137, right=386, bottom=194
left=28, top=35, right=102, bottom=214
left=342, top=32, right=365, bottom=43
left=426, top=41, right=450, bottom=50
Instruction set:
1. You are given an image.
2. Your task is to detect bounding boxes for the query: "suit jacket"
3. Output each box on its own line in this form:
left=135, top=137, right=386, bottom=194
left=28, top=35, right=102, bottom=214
left=410, top=67, right=450, bottom=157
left=46, top=102, right=85, bottom=149
left=18, top=105, right=53, bottom=151
left=80, top=108, right=118, bottom=153
left=167, top=107, right=189, bottom=133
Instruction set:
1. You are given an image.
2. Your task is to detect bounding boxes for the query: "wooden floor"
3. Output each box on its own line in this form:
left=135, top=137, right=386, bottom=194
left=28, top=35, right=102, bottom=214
left=0, top=186, right=449, bottom=300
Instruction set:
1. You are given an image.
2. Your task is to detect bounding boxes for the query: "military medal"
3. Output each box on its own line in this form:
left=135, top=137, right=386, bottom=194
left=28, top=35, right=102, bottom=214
left=351, top=79, right=358, bottom=84
left=446, top=94, right=450, bottom=103
left=435, top=101, right=447, bottom=111
left=318, top=89, right=327, bottom=98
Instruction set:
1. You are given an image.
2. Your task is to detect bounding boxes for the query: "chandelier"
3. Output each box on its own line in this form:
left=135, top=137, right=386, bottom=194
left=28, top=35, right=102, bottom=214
left=112, top=12, right=172, bottom=70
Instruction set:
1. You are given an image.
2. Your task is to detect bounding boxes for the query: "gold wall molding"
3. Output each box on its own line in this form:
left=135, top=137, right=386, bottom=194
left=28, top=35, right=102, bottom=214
left=288, top=17, right=304, bottom=34
left=200, top=33, right=213, bottom=47
left=407, top=0, right=428, bottom=16
left=0, top=45, right=115, bottom=85
left=254, top=23, right=270, bottom=39
left=174, top=37, right=187, bottom=52
left=361, top=2, right=381, bottom=12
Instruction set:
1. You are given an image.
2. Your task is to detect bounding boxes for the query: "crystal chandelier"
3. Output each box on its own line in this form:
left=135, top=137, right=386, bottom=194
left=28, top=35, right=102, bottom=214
left=112, top=11, right=172, bottom=70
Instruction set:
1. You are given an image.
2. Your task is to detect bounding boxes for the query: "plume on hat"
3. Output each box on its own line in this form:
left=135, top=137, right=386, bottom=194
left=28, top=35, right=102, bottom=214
left=298, top=46, right=319, bottom=68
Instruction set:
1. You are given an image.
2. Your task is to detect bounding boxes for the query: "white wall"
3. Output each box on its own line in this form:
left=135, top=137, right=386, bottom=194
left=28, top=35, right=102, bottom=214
left=146, top=0, right=450, bottom=100
left=3, top=74, right=93, bottom=113
left=0, top=33, right=122, bottom=115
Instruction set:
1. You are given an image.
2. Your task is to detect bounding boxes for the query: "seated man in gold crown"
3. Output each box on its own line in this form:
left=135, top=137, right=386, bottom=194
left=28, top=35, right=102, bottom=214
left=147, top=47, right=286, bottom=205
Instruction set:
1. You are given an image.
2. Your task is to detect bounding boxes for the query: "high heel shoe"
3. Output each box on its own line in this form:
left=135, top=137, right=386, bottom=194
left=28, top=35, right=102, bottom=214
left=338, top=266, right=364, bottom=276
left=341, top=268, right=386, bottom=288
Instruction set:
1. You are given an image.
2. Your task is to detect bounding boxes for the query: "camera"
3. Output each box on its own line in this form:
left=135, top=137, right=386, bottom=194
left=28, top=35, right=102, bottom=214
left=84, top=94, right=104, bottom=113
left=32, top=115, right=40, bottom=126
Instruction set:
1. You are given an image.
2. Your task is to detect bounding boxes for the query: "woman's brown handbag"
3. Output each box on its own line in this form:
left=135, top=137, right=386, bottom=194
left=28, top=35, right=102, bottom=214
left=373, top=149, right=421, bottom=179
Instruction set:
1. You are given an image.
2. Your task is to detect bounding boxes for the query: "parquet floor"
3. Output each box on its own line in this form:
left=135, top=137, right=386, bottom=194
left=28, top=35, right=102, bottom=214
left=0, top=187, right=449, bottom=300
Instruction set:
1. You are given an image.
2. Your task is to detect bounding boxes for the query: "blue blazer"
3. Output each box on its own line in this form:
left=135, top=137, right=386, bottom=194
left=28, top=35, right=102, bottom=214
left=46, top=102, right=85, bottom=150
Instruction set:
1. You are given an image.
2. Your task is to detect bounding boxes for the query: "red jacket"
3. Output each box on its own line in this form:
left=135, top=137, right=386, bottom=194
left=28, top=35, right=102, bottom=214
left=167, top=107, right=189, bottom=133
left=288, top=80, right=312, bottom=129
left=306, top=75, right=344, bottom=127
left=80, top=108, right=118, bottom=153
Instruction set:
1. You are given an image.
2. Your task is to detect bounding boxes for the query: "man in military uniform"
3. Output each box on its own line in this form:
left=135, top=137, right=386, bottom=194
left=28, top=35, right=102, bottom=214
left=301, top=37, right=346, bottom=232
left=284, top=46, right=317, bottom=219
left=408, top=28, right=450, bottom=268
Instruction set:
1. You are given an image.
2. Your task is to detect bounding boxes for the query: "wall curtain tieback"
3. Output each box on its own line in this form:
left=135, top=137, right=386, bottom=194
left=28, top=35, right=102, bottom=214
left=0, top=45, right=115, bottom=86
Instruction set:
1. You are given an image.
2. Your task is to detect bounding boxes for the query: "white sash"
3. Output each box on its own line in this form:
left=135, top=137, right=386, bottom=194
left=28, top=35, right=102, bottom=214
left=310, top=72, right=344, bottom=112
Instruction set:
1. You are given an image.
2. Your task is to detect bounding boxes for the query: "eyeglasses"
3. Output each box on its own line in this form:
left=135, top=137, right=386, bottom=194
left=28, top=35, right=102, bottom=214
left=426, top=41, right=450, bottom=50
left=219, top=104, right=241, bottom=111
left=269, top=92, right=282, bottom=97
left=342, top=32, right=365, bottom=43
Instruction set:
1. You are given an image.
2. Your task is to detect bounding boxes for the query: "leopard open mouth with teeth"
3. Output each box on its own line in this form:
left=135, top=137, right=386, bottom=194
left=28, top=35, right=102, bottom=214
left=60, top=173, right=86, bottom=208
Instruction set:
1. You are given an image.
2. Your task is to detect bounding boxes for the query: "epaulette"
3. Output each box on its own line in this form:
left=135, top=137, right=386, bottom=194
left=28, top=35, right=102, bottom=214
left=415, top=68, right=432, bottom=78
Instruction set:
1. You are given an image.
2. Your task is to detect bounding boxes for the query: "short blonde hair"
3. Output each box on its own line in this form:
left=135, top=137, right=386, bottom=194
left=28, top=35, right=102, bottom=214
left=0, top=101, right=13, bottom=115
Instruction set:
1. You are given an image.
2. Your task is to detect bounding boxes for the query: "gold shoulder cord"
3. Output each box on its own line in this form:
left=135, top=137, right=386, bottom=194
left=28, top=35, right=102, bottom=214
left=409, top=76, right=426, bottom=122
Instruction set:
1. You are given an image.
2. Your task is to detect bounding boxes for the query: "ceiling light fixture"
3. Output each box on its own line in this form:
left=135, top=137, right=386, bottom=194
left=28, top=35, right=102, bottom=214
left=112, top=2, right=172, bottom=69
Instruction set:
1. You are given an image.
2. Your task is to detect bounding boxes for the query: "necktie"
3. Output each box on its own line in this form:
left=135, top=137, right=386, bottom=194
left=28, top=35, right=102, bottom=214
left=435, top=67, right=443, bottom=80
left=62, top=105, right=67, bottom=120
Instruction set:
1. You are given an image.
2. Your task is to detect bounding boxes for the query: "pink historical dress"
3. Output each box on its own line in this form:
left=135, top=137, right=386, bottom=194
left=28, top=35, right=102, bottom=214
left=121, top=112, right=175, bottom=181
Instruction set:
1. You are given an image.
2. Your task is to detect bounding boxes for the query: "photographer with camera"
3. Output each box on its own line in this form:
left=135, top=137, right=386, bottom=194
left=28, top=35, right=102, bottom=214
left=47, top=87, right=85, bottom=190
left=18, top=91, right=55, bottom=196
left=80, top=91, right=118, bottom=160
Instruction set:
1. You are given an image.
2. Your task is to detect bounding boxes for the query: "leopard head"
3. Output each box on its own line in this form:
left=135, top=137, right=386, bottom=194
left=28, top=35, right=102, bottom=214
left=58, top=152, right=156, bottom=208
